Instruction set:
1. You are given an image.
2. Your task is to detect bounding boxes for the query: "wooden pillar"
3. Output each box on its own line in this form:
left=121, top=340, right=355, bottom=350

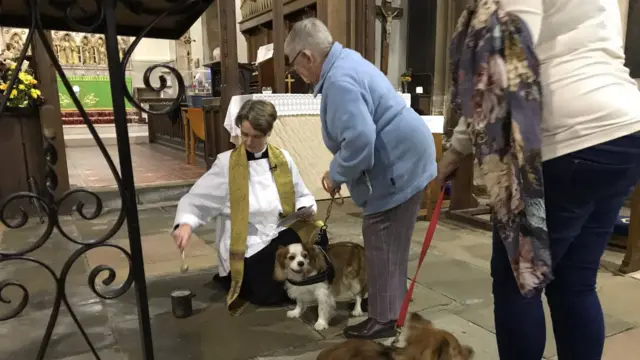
left=364, top=0, right=376, bottom=63
left=318, top=0, right=349, bottom=45
left=31, top=31, right=71, bottom=201
left=218, top=0, right=240, bottom=116
left=354, top=0, right=365, bottom=55
left=273, top=0, right=286, bottom=93
left=352, top=0, right=376, bottom=63
left=620, top=184, right=640, bottom=273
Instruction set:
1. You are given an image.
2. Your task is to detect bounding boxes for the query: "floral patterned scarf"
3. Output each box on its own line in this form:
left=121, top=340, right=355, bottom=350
left=449, top=0, right=552, bottom=296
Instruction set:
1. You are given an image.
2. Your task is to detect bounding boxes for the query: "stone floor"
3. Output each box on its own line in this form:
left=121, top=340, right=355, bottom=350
left=66, top=144, right=206, bottom=188
left=0, top=199, right=638, bottom=359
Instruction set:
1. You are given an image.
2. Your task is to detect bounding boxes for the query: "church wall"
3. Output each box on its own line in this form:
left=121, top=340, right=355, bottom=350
left=374, top=0, right=408, bottom=90
left=130, top=39, right=174, bottom=62
left=189, top=18, right=205, bottom=70
left=129, top=39, right=175, bottom=94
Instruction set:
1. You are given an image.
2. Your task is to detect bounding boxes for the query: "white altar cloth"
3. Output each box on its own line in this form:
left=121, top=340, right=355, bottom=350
left=223, top=93, right=412, bottom=141
left=421, top=116, right=445, bottom=134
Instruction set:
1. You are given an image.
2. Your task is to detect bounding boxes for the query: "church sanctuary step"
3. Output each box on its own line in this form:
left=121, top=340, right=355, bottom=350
left=64, top=123, right=149, bottom=147
left=87, top=181, right=195, bottom=210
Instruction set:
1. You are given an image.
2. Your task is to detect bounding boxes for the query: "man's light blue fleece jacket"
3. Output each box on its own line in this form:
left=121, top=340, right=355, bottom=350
left=315, top=42, right=436, bottom=215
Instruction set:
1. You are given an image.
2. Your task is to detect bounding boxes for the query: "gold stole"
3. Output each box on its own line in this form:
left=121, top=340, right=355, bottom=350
left=227, top=144, right=323, bottom=315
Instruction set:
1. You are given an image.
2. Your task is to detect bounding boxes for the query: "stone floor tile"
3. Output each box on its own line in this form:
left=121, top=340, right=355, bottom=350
left=598, top=272, right=640, bottom=327
left=453, top=295, right=634, bottom=359
left=408, top=251, right=493, bottom=307
left=57, top=347, right=127, bottom=360
left=103, top=271, right=219, bottom=324
left=114, top=305, right=322, bottom=360
left=84, top=231, right=217, bottom=283
left=0, top=302, right=114, bottom=359
left=72, top=214, right=177, bottom=242
left=407, top=280, right=456, bottom=313
left=255, top=339, right=345, bottom=360
left=603, top=328, right=640, bottom=360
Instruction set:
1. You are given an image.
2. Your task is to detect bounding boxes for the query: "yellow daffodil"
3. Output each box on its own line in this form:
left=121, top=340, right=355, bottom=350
left=1, top=59, right=44, bottom=105
left=18, top=72, right=31, bottom=82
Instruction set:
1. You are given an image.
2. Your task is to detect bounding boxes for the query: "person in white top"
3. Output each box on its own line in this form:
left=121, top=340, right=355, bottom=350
left=172, top=99, right=322, bottom=309
left=437, top=1, right=640, bottom=359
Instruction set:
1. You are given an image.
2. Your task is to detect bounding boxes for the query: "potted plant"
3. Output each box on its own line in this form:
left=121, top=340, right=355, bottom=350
left=0, top=56, right=47, bottom=215
left=400, top=68, right=412, bottom=93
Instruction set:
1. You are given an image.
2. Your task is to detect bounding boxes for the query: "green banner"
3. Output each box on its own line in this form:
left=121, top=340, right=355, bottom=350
left=57, top=75, right=133, bottom=111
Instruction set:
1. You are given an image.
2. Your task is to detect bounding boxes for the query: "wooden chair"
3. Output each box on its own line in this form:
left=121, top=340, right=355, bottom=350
left=181, top=108, right=206, bottom=165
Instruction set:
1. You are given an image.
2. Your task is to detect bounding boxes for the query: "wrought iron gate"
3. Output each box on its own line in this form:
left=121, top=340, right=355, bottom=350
left=0, top=1, right=211, bottom=359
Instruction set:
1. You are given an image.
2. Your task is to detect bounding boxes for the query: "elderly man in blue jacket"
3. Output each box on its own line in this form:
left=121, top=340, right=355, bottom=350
left=285, top=18, right=437, bottom=339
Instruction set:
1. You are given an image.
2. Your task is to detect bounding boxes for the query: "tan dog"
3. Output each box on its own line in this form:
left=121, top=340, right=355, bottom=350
left=274, top=242, right=367, bottom=331
left=316, top=313, right=474, bottom=360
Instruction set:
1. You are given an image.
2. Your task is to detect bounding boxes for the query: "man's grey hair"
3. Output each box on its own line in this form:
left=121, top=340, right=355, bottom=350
left=284, top=18, right=333, bottom=59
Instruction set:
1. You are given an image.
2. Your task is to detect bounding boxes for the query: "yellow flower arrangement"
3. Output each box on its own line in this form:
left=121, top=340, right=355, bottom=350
left=400, top=68, right=413, bottom=85
left=1, top=59, right=44, bottom=108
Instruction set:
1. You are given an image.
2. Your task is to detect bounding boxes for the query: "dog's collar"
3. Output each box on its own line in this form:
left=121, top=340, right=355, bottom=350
left=286, top=245, right=335, bottom=286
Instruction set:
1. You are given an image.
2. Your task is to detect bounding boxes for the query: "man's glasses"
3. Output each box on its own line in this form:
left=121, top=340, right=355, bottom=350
left=285, top=49, right=303, bottom=73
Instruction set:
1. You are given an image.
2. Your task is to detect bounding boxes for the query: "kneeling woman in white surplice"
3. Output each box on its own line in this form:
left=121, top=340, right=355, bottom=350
left=172, top=99, right=326, bottom=314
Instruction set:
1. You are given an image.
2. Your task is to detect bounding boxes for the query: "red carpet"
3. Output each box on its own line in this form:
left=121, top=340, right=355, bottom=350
left=61, top=110, right=141, bottom=125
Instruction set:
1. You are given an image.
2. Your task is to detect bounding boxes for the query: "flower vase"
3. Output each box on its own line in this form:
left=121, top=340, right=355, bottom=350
left=401, top=82, right=409, bottom=94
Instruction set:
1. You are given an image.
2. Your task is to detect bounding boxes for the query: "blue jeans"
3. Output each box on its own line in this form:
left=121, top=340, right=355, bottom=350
left=491, top=132, right=640, bottom=360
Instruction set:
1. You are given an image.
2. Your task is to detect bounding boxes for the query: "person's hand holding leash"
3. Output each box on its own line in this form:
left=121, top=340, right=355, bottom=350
left=322, top=171, right=341, bottom=196
left=435, top=148, right=465, bottom=186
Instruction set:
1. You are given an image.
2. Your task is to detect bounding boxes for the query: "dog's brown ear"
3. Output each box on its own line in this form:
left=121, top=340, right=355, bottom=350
left=434, top=337, right=452, bottom=360
left=273, top=246, right=289, bottom=281
left=409, top=312, right=431, bottom=325
left=407, top=312, right=432, bottom=337
left=305, top=244, right=327, bottom=272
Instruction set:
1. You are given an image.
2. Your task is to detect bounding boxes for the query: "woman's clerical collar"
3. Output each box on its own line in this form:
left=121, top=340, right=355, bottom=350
left=246, top=146, right=268, bottom=161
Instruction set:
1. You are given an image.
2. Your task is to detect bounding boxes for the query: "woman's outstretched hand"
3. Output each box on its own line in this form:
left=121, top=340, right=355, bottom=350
left=173, top=223, right=193, bottom=251
left=436, top=149, right=466, bottom=186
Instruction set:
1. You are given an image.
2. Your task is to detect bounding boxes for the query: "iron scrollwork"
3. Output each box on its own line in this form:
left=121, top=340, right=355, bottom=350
left=0, top=0, right=203, bottom=359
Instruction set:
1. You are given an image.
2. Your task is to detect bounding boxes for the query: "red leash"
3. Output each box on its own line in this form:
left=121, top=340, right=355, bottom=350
left=396, top=188, right=446, bottom=329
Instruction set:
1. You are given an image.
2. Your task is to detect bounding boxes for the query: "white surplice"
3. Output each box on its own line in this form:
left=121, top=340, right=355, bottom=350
left=174, top=147, right=317, bottom=276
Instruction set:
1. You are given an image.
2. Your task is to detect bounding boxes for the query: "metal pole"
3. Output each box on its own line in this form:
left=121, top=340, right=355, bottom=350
left=103, top=1, right=155, bottom=358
